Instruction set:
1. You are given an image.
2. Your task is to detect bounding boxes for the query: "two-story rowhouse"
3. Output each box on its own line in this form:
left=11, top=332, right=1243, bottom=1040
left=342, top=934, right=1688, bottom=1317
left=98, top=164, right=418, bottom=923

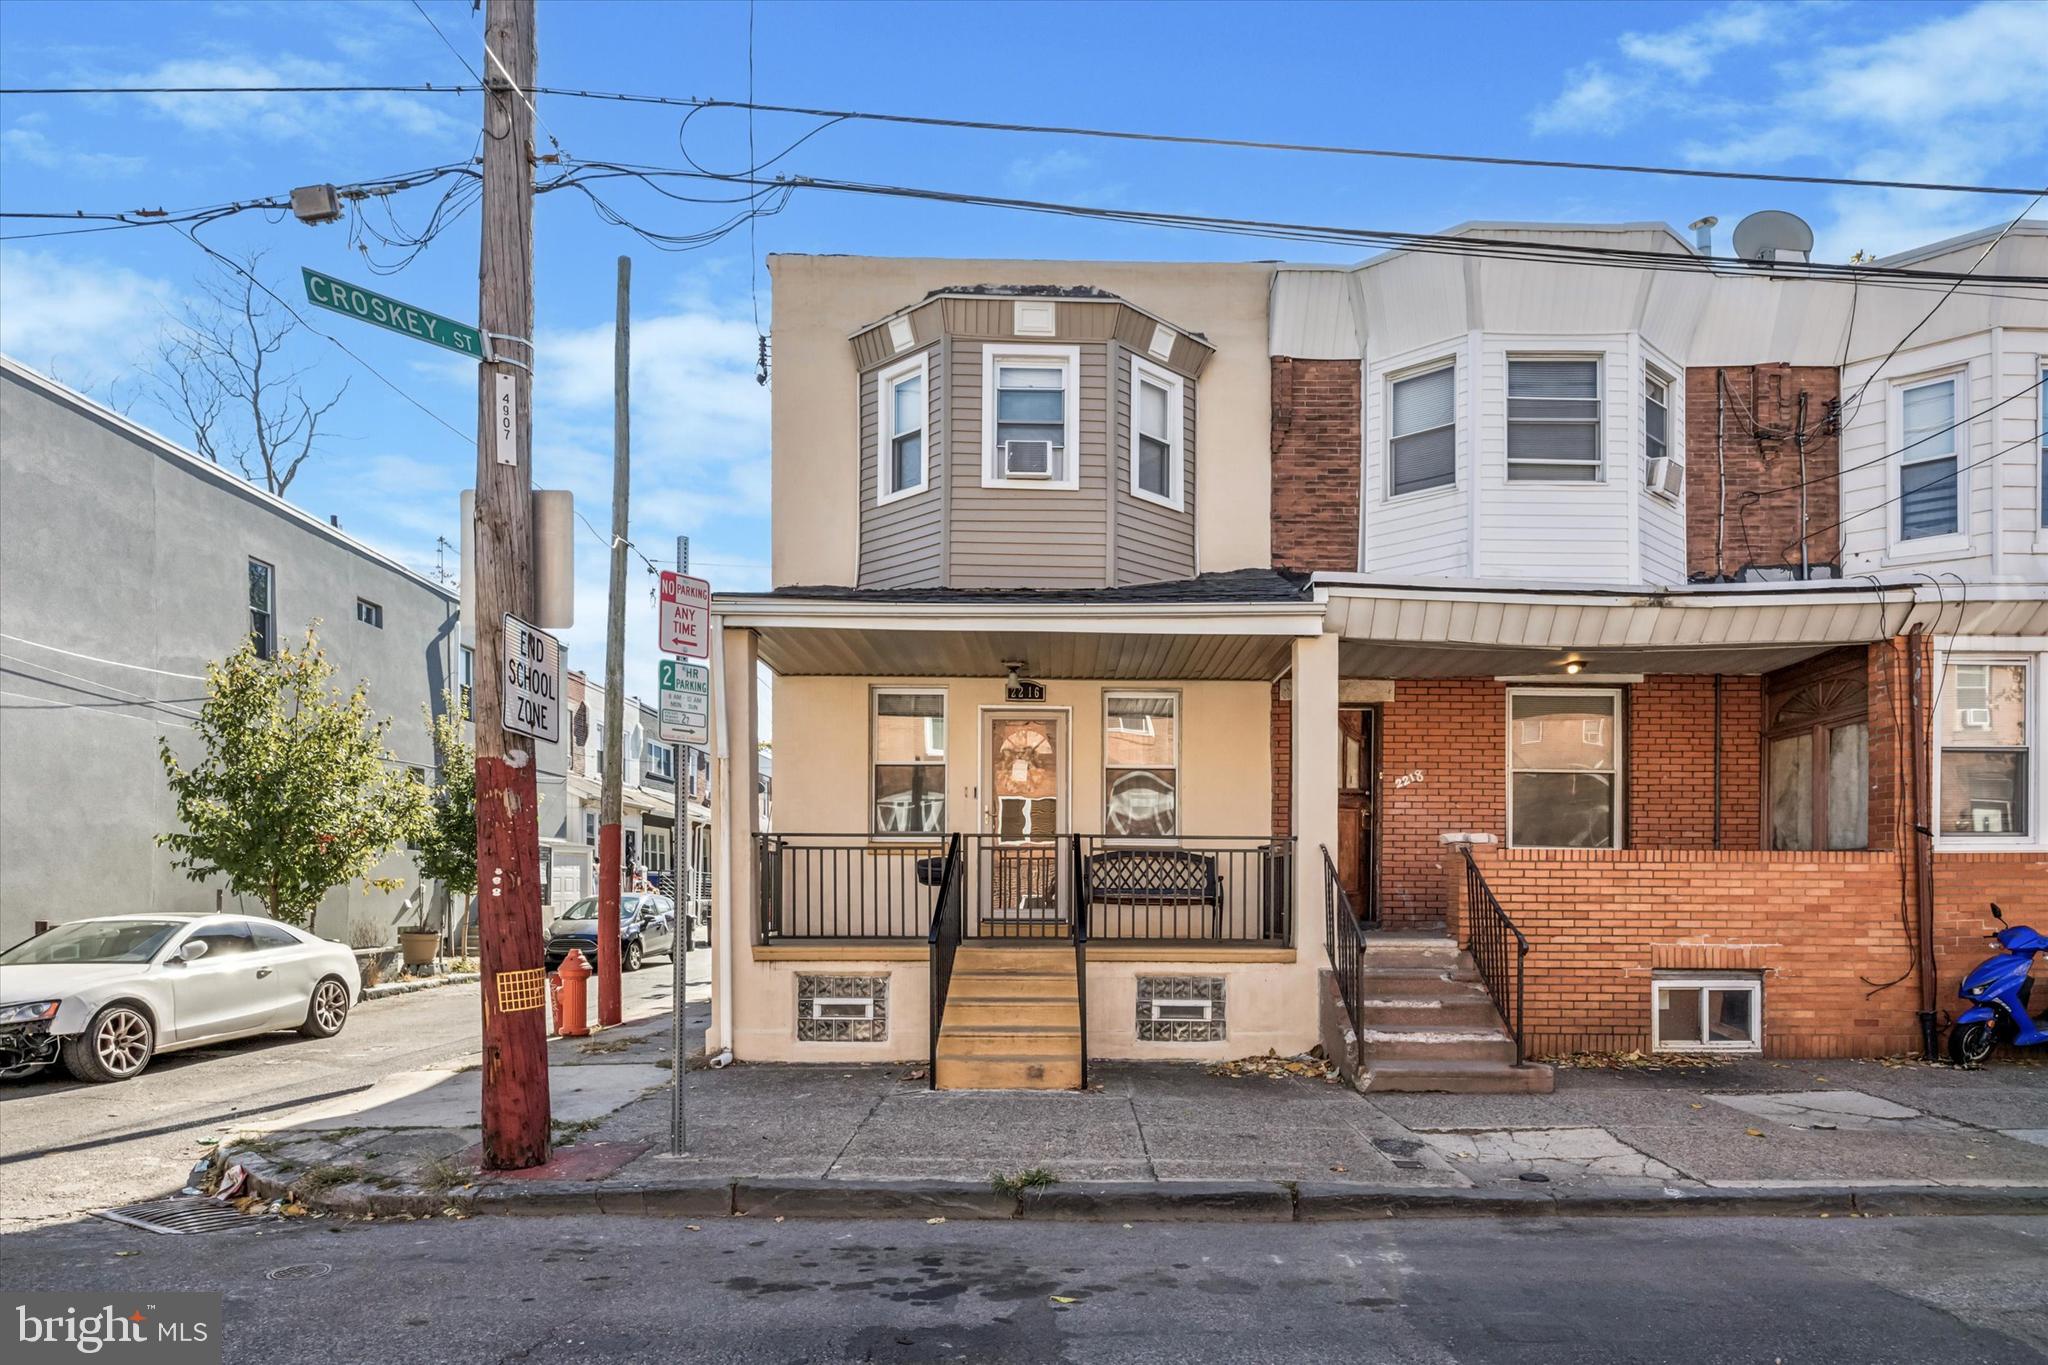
left=705, top=224, right=2047, bottom=1090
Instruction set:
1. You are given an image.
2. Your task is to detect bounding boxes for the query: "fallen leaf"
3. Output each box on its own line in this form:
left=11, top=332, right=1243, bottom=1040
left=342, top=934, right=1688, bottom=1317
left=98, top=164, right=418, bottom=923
left=925, top=1217, right=946, bottom=1225
left=686, top=1224, right=701, bottom=1231
left=1051, top=1295, right=1078, bottom=1305
left=1689, top=1103, right=1704, bottom=1110
left=1330, top=1165, right=1348, bottom=1173
left=1745, top=1128, right=1766, bottom=1138
left=1121, top=1223, right=1133, bottom=1229
left=113, top=1251, right=140, bottom=1258
left=773, top=1215, right=786, bottom=1223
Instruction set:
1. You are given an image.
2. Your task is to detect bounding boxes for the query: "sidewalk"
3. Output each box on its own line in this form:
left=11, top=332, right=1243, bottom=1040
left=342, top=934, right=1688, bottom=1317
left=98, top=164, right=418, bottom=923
left=214, top=1005, right=2048, bottom=1221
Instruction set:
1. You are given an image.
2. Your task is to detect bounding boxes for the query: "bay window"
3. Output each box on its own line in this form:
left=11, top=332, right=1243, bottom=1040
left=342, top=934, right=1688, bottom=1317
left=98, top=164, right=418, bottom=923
left=873, top=689, right=946, bottom=835
left=1389, top=362, right=1456, bottom=496
left=1897, top=376, right=1960, bottom=541
left=1508, top=689, right=1621, bottom=848
left=1104, top=692, right=1179, bottom=838
left=1939, top=660, right=2029, bottom=838
left=878, top=354, right=928, bottom=503
left=1507, top=358, right=1601, bottom=482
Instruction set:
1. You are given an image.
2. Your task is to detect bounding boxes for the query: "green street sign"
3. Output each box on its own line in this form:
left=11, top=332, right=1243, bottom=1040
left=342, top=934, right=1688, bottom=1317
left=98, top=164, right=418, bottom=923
left=301, top=268, right=484, bottom=359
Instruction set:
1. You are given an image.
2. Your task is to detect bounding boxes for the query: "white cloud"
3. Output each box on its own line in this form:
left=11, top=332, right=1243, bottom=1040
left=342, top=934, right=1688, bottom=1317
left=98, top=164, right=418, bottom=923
left=85, top=53, right=465, bottom=144
left=1007, top=149, right=1093, bottom=189
left=0, top=248, right=177, bottom=392
left=1530, top=64, right=1628, bottom=135
left=1, top=125, right=145, bottom=177
left=1793, top=3, right=2048, bottom=128
left=1616, top=4, right=1771, bottom=80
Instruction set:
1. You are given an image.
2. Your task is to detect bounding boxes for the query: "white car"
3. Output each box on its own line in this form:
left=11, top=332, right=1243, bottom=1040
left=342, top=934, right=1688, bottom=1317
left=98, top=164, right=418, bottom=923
left=0, top=914, right=360, bottom=1083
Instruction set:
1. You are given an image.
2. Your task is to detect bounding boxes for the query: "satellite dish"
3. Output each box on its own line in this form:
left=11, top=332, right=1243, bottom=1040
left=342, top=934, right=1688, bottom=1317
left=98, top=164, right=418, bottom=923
left=1731, top=210, right=1814, bottom=265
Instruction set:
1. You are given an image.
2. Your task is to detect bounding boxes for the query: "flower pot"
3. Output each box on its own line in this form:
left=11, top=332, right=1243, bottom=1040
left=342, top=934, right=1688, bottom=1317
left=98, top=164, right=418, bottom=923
left=399, top=930, right=440, bottom=967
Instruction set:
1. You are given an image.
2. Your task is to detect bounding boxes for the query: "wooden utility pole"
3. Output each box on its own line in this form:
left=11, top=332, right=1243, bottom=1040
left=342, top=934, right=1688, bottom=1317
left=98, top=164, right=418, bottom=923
left=596, top=255, right=631, bottom=1027
left=472, top=0, right=550, bottom=1170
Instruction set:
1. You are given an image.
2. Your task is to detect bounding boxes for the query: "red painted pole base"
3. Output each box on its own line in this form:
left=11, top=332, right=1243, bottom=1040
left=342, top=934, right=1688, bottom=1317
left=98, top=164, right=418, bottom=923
left=476, top=754, right=552, bottom=1170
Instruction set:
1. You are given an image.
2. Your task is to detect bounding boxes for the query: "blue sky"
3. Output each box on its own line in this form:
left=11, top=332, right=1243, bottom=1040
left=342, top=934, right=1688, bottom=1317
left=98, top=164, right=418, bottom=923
left=3, top=0, right=2044, bottom=709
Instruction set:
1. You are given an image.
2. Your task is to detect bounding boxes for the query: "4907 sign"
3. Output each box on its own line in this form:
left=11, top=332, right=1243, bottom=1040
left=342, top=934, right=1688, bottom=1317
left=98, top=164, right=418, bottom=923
left=502, top=614, right=561, bottom=744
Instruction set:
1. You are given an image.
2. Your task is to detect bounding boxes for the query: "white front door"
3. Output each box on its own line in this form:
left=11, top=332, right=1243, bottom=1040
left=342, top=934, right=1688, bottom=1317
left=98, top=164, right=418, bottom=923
left=981, top=712, right=1065, bottom=932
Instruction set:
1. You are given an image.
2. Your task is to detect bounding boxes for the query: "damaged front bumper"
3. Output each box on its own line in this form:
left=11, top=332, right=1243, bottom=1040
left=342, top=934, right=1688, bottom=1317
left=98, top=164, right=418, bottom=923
left=0, top=1021, right=61, bottom=1078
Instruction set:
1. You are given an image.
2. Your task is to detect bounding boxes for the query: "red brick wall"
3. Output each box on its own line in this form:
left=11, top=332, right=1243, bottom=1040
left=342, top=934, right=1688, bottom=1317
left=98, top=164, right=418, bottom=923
left=1932, top=853, right=2048, bottom=1008
left=1271, top=685, right=1291, bottom=838
left=1685, top=364, right=1842, bottom=580
left=1628, top=675, right=1763, bottom=849
left=1270, top=357, right=1361, bottom=573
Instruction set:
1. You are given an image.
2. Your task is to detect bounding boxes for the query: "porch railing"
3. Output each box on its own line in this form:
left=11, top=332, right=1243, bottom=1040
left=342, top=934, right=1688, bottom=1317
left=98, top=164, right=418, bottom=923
left=755, top=833, right=1293, bottom=947
left=925, top=834, right=965, bottom=1090
left=1069, top=835, right=1090, bottom=1089
left=1321, top=845, right=1368, bottom=1070
left=1459, top=847, right=1529, bottom=1066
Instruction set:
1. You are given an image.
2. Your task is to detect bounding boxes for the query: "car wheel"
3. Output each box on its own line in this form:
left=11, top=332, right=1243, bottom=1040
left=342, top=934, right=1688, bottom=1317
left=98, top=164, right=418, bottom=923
left=1947, top=1020, right=1996, bottom=1066
left=300, top=976, right=353, bottom=1038
left=60, top=1004, right=155, bottom=1083
left=622, top=938, right=644, bottom=972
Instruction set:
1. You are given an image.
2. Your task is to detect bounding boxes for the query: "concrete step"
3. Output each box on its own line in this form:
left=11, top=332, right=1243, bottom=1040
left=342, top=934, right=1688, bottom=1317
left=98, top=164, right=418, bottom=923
left=935, top=1054, right=1082, bottom=1090
left=947, top=970, right=1075, bottom=1000
left=935, top=1024, right=1081, bottom=1058
left=1359, top=1059, right=1555, bottom=1094
left=944, top=997, right=1081, bottom=1029
left=1360, top=1024, right=1519, bottom=1064
left=1357, top=995, right=1503, bottom=1028
left=1357, top=965, right=1481, bottom=993
left=1360, top=935, right=1461, bottom=969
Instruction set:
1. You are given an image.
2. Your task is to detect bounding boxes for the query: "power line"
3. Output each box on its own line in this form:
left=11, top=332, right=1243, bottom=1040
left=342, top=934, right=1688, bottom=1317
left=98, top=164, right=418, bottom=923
left=1778, top=426, right=2048, bottom=556
left=7, top=82, right=2044, bottom=197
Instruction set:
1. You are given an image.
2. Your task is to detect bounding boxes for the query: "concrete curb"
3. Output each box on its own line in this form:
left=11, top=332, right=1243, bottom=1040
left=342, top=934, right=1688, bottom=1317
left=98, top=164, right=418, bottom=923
left=360, top=972, right=479, bottom=1002
left=216, top=1142, right=2048, bottom=1224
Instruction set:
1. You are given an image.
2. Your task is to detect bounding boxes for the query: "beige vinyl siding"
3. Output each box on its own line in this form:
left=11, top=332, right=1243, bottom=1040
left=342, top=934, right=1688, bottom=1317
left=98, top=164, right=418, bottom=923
left=1112, top=346, right=1199, bottom=585
left=858, top=344, right=944, bottom=588
left=948, top=338, right=1111, bottom=588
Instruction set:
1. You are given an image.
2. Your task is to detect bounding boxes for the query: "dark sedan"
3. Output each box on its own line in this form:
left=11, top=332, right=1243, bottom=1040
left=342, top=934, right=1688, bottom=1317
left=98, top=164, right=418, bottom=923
left=543, top=894, right=678, bottom=973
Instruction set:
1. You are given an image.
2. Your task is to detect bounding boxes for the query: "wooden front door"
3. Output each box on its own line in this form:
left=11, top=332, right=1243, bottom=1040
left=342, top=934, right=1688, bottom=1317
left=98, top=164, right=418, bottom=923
left=1337, top=706, right=1378, bottom=922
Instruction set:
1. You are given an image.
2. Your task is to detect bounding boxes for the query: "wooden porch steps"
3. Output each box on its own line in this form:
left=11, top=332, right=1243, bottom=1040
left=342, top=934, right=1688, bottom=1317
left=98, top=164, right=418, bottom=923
left=935, top=945, right=1083, bottom=1091
left=1354, top=936, right=1554, bottom=1095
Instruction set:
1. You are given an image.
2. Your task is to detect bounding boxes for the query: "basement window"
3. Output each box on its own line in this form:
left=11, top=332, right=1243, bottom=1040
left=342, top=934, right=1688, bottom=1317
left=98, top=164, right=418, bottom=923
left=1653, top=974, right=1761, bottom=1053
left=797, top=974, right=889, bottom=1042
left=1136, top=976, right=1224, bottom=1042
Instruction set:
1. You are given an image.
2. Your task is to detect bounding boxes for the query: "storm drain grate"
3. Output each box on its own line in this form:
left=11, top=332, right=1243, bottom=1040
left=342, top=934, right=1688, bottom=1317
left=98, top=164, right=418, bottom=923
left=95, top=1196, right=278, bottom=1235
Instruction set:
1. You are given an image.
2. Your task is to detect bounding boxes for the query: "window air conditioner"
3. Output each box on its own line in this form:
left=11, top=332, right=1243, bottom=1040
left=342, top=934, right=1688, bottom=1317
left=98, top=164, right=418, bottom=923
left=1646, top=456, right=1685, bottom=500
left=1962, top=707, right=1993, bottom=730
left=1001, top=439, right=1057, bottom=479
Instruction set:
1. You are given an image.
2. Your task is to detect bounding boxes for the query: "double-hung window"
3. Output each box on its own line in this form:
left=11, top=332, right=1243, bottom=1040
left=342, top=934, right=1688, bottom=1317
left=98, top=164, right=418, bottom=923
left=1104, top=692, right=1179, bottom=838
left=1130, top=357, right=1185, bottom=508
left=645, top=739, right=674, bottom=782
left=1643, top=367, right=1683, bottom=498
left=1897, top=376, right=1960, bottom=540
left=1388, top=362, right=1456, bottom=496
left=1939, top=660, right=2029, bottom=838
left=873, top=689, right=946, bottom=835
left=877, top=354, right=928, bottom=503
left=984, top=346, right=1079, bottom=487
left=1507, top=689, right=1622, bottom=848
left=460, top=646, right=474, bottom=721
left=1507, top=358, right=1602, bottom=481
left=247, top=558, right=275, bottom=658
left=356, top=597, right=383, bottom=629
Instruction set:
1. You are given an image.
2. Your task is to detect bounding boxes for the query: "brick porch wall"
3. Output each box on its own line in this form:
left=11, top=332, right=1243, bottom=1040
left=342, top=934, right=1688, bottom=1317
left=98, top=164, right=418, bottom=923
left=1270, top=357, right=1362, bottom=573
left=1271, top=685, right=1291, bottom=837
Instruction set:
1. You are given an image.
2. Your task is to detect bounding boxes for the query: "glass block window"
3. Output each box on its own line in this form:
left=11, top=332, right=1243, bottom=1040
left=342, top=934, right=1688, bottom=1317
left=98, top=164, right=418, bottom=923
left=1136, top=976, right=1225, bottom=1042
left=797, top=974, right=889, bottom=1043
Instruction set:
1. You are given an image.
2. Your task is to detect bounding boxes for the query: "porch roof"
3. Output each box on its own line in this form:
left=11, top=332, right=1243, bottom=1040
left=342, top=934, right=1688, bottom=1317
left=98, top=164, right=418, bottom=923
left=713, top=570, right=1323, bottom=679
left=1318, top=575, right=2048, bottom=677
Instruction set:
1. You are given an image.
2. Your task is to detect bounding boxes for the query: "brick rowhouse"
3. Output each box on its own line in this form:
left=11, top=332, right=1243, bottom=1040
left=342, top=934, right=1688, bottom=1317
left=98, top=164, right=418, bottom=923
left=1270, top=357, right=1362, bottom=573
left=1685, top=363, right=1842, bottom=580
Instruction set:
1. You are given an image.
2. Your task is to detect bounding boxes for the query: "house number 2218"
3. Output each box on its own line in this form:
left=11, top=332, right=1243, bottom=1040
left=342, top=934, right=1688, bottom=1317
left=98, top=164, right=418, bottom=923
left=1391, top=769, right=1424, bottom=789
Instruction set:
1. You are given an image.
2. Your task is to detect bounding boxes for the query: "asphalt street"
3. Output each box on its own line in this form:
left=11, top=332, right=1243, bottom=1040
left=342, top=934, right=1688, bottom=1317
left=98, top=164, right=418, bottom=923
left=0, top=956, right=698, bottom=1228
left=1, top=1209, right=2043, bottom=1363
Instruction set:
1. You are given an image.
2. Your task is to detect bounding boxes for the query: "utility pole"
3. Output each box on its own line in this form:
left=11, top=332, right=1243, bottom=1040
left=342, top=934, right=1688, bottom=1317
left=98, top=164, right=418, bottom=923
left=471, top=0, right=550, bottom=1170
left=596, top=255, right=631, bottom=1028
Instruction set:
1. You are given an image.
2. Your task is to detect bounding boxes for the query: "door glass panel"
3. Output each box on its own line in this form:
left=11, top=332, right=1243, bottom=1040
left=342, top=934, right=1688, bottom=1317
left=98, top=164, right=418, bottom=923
left=1825, top=723, right=1868, bottom=850
left=1768, top=734, right=1814, bottom=851
left=1657, top=987, right=1703, bottom=1044
left=990, top=718, right=1059, bottom=843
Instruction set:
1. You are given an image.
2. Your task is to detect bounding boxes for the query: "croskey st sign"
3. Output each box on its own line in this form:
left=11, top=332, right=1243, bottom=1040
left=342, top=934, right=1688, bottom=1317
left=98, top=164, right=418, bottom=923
left=302, top=268, right=486, bottom=359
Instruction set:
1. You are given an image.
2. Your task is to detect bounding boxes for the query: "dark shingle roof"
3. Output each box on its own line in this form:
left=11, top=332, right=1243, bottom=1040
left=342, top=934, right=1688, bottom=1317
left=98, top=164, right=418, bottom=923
left=750, top=569, right=1311, bottom=606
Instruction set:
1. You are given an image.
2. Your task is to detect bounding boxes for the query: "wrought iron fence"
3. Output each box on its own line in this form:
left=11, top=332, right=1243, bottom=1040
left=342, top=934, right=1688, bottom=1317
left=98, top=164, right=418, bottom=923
left=1069, top=835, right=1091, bottom=1090
left=925, top=834, right=965, bottom=1090
left=1321, top=845, right=1368, bottom=1069
left=1460, top=847, right=1529, bottom=1065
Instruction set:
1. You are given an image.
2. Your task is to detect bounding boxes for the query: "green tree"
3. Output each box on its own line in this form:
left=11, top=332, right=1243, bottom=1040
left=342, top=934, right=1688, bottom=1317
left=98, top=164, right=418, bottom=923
left=157, top=627, right=428, bottom=925
left=415, top=693, right=476, bottom=898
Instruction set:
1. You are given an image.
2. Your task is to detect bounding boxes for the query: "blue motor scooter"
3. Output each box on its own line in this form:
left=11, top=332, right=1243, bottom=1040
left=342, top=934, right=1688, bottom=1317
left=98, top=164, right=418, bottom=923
left=1948, top=904, right=2048, bottom=1065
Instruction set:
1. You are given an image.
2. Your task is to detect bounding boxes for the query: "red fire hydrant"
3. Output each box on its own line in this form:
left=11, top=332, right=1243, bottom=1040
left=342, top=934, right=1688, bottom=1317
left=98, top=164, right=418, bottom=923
left=552, top=950, right=592, bottom=1038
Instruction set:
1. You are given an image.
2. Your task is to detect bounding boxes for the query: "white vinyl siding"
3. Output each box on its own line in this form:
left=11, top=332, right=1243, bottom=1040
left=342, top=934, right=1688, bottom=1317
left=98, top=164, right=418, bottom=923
left=1388, top=362, right=1456, bottom=496
left=1506, top=357, right=1602, bottom=482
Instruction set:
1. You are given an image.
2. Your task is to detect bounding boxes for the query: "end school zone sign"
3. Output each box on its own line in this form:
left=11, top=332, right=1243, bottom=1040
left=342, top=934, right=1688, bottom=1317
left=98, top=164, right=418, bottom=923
left=502, top=615, right=562, bottom=744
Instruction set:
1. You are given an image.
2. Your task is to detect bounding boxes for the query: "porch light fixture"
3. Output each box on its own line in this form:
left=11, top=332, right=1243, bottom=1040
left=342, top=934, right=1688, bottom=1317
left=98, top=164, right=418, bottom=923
left=1564, top=660, right=1584, bottom=675
left=1004, top=660, right=1027, bottom=689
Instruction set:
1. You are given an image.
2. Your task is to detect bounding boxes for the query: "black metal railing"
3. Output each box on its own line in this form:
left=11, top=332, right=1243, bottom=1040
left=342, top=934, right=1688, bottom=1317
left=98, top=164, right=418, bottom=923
left=755, top=833, right=1293, bottom=946
left=1069, top=834, right=1090, bottom=1090
left=926, top=834, right=965, bottom=1090
left=1321, top=845, right=1368, bottom=1069
left=1460, top=847, right=1529, bottom=1066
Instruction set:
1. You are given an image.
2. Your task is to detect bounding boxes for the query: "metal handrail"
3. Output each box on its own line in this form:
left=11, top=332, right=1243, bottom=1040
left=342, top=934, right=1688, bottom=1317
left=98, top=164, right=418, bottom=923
left=925, top=834, right=965, bottom=1091
left=1459, top=847, right=1529, bottom=1066
left=1069, top=834, right=1090, bottom=1090
left=1320, top=845, right=1368, bottom=1071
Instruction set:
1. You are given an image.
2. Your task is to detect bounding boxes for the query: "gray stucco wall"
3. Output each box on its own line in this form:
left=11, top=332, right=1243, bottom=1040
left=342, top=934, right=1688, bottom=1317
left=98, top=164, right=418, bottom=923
left=0, top=362, right=566, bottom=947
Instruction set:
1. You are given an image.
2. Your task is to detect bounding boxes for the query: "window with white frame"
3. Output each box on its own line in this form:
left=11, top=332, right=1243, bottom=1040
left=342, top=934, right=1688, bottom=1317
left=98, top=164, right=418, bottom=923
left=643, top=827, right=670, bottom=874
left=1388, top=362, right=1456, bottom=496
left=1643, top=367, right=1683, bottom=498
left=1507, top=358, right=1602, bottom=482
left=873, top=689, right=946, bottom=835
left=1130, top=357, right=1185, bottom=508
left=877, top=354, right=928, bottom=503
left=1897, top=375, right=1960, bottom=540
left=645, top=738, right=675, bottom=782
left=1939, top=659, right=2030, bottom=838
left=1653, top=974, right=1761, bottom=1052
left=1105, top=692, right=1179, bottom=838
left=1508, top=689, right=1621, bottom=848
left=583, top=810, right=598, bottom=848
left=984, top=346, right=1078, bottom=487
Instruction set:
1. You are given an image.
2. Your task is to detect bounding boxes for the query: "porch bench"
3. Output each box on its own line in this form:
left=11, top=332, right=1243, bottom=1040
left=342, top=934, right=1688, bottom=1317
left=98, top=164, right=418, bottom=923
left=1085, top=849, right=1223, bottom=934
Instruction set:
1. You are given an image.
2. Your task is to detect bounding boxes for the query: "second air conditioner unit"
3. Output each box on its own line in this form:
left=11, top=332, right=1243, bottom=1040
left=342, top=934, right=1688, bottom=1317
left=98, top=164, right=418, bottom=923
left=1646, top=456, right=1685, bottom=500
left=1000, top=439, right=1057, bottom=479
